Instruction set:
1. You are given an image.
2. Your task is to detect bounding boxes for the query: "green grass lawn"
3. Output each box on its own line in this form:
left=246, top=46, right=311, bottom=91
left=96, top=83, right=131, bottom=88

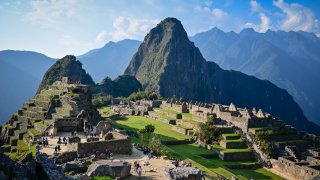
left=182, top=112, right=193, bottom=119
left=98, top=107, right=115, bottom=118
left=155, top=108, right=180, bottom=114
left=112, top=114, right=282, bottom=180
left=212, top=144, right=252, bottom=153
left=183, top=118, right=199, bottom=125
left=114, top=116, right=189, bottom=141
left=167, top=144, right=283, bottom=180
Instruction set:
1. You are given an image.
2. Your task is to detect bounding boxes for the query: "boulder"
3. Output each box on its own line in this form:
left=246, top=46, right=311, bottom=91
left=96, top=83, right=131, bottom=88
left=62, top=162, right=87, bottom=173
left=165, top=167, right=201, bottom=180
left=86, top=160, right=131, bottom=178
left=36, top=153, right=65, bottom=180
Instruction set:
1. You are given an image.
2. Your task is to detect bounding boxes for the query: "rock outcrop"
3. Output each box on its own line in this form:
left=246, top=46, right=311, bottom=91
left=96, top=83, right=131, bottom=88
left=36, top=153, right=65, bottom=180
left=0, top=152, right=65, bottom=180
left=124, top=17, right=315, bottom=133
left=165, top=167, right=201, bottom=180
left=86, top=160, right=131, bottom=178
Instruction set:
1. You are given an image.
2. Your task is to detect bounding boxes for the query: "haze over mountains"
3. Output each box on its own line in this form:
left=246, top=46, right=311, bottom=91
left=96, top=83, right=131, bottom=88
left=0, top=19, right=320, bottom=133
left=78, top=39, right=140, bottom=82
left=0, top=50, right=54, bottom=124
left=0, top=40, right=139, bottom=124
left=190, top=27, right=320, bottom=126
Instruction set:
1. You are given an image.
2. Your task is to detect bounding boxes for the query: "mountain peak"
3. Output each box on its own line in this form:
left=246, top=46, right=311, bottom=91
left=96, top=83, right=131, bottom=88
left=240, top=28, right=256, bottom=35
left=38, top=55, right=95, bottom=92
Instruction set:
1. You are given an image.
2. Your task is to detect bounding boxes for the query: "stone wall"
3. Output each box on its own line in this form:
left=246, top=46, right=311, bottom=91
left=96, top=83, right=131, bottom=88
left=219, top=151, right=254, bottom=161
left=69, top=137, right=132, bottom=156
left=306, top=156, right=320, bottom=166
left=308, top=149, right=320, bottom=157
left=274, top=141, right=312, bottom=152
left=274, top=156, right=320, bottom=180
left=219, top=140, right=247, bottom=149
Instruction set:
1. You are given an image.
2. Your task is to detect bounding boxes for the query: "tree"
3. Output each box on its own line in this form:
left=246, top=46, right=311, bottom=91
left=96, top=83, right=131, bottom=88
left=138, top=124, right=156, bottom=145
left=198, top=119, right=221, bottom=144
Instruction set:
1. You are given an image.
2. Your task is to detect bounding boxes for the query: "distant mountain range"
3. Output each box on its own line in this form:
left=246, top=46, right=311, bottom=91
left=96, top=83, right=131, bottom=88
left=1, top=21, right=319, bottom=132
left=190, top=27, right=320, bottom=126
left=0, top=50, right=55, bottom=124
left=125, top=17, right=320, bottom=134
left=78, top=39, right=140, bottom=82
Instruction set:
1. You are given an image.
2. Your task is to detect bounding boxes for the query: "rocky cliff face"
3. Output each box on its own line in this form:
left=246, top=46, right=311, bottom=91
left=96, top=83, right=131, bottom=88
left=125, top=17, right=320, bottom=134
left=38, top=55, right=95, bottom=92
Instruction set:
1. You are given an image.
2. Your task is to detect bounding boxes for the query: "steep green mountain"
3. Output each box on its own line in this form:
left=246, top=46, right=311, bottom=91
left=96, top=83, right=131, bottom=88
left=78, top=39, right=140, bottom=82
left=125, top=17, right=320, bottom=134
left=0, top=50, right=55, bottom=125
left=38, top=55, right=142, bottom=98
left=37, top=55, right=96, bottom=92
left=190, top=28, right=320, bottom=126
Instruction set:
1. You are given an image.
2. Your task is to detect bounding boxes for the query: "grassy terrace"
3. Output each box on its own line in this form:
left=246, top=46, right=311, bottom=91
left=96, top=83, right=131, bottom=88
left=155, top=108, right=180, bottom=114
left=112, top=115, right=282, bottom=179
left=212, top=144, right=252, bottom=153
left=29, top=128, right=42, bottom=136
left=182, top=118, right=199, bottom=125
left=98, top=107, right=116, bottom=118
left=115, top=116, right=188, bottom=141
left=225, top=139, right=244, bottom=143
left=153, top=109, right=176, bottom=120
left=223, top=133, right=240, bottom=137
left=4, top=140, right=36, bottom=161
left=35, top=121, right=47, bottom=128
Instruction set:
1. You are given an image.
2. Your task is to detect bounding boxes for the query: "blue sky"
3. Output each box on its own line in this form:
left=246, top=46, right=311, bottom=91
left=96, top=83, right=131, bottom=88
left=0, top=0, right=319, bottom=58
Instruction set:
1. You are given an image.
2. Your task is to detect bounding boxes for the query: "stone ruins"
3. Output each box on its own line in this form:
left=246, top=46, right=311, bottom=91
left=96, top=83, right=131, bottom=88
left=0, top=77, right=132, bottom=159
left=113, top=98, right=320, bottom=179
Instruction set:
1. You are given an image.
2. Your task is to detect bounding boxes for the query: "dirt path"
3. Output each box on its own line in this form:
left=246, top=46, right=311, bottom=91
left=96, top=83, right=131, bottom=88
left=39, top=134, right=175, bottom=179
left=114, top=147, right=175, bottom=179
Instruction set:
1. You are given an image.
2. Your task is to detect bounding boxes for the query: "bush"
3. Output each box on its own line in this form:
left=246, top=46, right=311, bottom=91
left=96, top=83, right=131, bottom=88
left=127, top=91, right=158, bottom=101
left=92, top=94, right=112, bottom=108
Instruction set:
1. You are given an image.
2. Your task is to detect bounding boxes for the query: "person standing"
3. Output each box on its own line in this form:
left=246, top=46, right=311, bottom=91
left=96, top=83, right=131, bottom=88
left=137, top=166, right=142, bottom=179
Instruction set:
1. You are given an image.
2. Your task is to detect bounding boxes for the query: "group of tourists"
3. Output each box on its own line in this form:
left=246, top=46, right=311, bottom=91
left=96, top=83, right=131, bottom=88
left=133, top=161, right=142, bottom=179
left=217, top=176, right=239, bottom=180
left=57, top=137, right=68, bottom=145
left=54, top=145, right=61, bottom=153
left=42, top=137, right=49, bottom=147
left=174, top=159, right=192, bottom=168
left=174, top=160, right=206, bottom=179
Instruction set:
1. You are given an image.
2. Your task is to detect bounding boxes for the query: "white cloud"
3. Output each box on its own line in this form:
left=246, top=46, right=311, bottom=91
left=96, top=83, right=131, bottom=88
left=212, top=8, right=228, bottom=20
left=243, top=13, right=271, bottom=32
left=244, top=0, right=271, bottom=33
left=95, top=31, right=107, bottom=44
left=24, top=0, right=79, bottom=27
left=273, top=0, right=319, bottom=35
left=109, top=16, right=158, bottom=41
left=250, top=0, right=261, bottom=12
